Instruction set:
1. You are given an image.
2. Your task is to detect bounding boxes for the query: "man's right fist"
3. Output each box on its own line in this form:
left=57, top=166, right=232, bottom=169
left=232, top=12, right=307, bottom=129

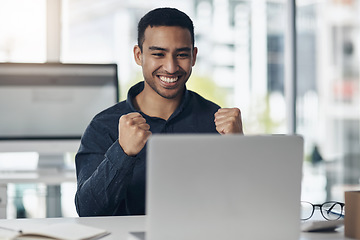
left=118, top=112, right=152, bottom=156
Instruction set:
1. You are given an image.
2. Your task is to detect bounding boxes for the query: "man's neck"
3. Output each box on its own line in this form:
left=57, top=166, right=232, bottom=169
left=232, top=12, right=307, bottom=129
left=134, top=85, right=183, bottom=120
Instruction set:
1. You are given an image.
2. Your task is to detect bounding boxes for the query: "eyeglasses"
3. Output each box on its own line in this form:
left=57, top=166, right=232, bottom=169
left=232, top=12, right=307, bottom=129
left=301, top=201, right=345, bottom=221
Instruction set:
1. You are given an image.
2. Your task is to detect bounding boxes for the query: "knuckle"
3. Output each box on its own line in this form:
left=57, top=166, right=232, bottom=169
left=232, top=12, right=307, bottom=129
left=130, top=124, right=138, bottom=131
left=232, top=108, right=240, bottom=116
left=126, top=119, right=133, bottom=126
left=228, top=116, right=236, bottom=123
left=119, top=115, right=126, bottom=123
left=137, top=130, right=145, bottom=138
left=120, top=115, right=131, bottom=123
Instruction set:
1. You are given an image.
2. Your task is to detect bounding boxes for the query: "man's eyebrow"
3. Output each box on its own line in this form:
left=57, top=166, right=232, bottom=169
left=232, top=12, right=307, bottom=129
left=148, top=46, right=192, bottom=52
left=149, top=46, right=168, bottom=51
left=176, top=47, right=192, bottom=52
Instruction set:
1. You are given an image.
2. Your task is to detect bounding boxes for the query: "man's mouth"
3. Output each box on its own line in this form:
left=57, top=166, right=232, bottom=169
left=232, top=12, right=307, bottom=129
left=159, top=76, right=179, bottom=83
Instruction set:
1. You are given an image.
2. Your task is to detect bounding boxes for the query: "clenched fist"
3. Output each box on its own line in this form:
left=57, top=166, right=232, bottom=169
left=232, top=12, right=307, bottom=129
left=118, top=112, right=152, bottom=156
left=214, top=108, right=243, bottom=135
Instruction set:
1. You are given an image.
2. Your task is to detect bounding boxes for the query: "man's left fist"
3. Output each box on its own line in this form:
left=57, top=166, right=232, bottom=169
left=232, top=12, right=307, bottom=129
left=214, top=108, right=243, bottom=135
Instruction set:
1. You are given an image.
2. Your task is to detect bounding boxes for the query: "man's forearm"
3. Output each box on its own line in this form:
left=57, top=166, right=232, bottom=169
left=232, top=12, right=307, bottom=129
left=75, top=141, right=137, bottom=216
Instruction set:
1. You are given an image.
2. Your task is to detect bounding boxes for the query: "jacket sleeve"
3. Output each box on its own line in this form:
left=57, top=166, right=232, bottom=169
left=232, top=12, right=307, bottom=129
left=74, top=120, right=138, bottom=216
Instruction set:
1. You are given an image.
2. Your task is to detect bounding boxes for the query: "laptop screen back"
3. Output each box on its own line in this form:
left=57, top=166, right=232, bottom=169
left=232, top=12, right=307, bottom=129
left=146, top=134, right=303, bottom=240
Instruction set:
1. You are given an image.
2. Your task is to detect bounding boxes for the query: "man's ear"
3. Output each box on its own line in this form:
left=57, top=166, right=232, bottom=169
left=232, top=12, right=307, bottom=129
left=133, top=45, right=142, bottom=66
left=192, top=47, right=198, bottom=66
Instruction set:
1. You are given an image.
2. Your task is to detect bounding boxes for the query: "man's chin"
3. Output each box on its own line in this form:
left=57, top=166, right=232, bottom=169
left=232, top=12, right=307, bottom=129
left=159, top=92, right=179, bottom=100
left=157, top=89, right=183, bottom=100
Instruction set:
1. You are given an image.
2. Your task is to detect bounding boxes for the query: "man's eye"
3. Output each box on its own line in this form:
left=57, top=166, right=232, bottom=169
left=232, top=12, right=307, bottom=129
left=178, top=53, right=189, bottom=58
left=152, top=53, right=164, bottom=57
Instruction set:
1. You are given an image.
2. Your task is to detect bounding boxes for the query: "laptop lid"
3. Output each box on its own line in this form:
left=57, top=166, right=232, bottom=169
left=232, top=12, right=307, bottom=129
left=146, top=134, right=304, bottom=240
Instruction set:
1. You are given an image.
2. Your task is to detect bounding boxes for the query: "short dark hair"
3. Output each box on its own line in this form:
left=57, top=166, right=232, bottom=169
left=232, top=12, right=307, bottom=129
left=137, top=7, right=195, bottom=51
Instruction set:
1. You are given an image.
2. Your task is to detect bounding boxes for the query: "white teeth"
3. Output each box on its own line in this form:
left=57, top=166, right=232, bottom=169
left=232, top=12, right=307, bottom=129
left=159, top=76, right=178, bottom=83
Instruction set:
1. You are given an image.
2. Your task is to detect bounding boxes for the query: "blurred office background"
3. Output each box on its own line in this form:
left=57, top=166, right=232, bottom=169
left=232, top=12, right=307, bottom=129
left=0, top=0, right=359, bottom=218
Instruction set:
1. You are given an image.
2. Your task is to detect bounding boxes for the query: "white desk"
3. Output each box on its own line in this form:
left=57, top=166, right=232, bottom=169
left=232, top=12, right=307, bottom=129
left=0, top=216, right=353, bottom=240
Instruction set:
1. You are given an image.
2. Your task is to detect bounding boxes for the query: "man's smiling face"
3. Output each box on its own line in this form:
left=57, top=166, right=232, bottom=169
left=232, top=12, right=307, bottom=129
left=134, top=26, right=197, bottom=100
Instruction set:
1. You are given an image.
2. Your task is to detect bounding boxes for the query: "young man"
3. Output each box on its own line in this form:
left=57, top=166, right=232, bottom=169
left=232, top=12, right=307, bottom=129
left=75, top=7, right=243, bottom=216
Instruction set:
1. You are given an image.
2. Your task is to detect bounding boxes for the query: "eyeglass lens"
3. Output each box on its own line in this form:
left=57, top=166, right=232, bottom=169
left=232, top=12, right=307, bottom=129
left=301, top=201, right=344, bottom=220
left=301, top=202, right=314, bottom=220
left=321, top=202, right=343, bottom=220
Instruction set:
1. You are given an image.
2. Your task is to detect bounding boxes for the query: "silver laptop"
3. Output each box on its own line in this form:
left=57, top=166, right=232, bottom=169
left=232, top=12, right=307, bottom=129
left=131, top=134, right=304, bottom=240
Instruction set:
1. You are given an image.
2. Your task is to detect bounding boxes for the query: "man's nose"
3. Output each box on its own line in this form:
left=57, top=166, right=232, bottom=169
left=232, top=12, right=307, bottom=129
left=163, top=56, right=179, bottom=74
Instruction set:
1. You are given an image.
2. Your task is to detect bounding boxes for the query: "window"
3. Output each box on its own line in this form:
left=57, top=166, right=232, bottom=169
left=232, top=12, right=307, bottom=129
left=0, top=0, right=46, bottom=62
left=297, top=0, right=360, bottom=203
